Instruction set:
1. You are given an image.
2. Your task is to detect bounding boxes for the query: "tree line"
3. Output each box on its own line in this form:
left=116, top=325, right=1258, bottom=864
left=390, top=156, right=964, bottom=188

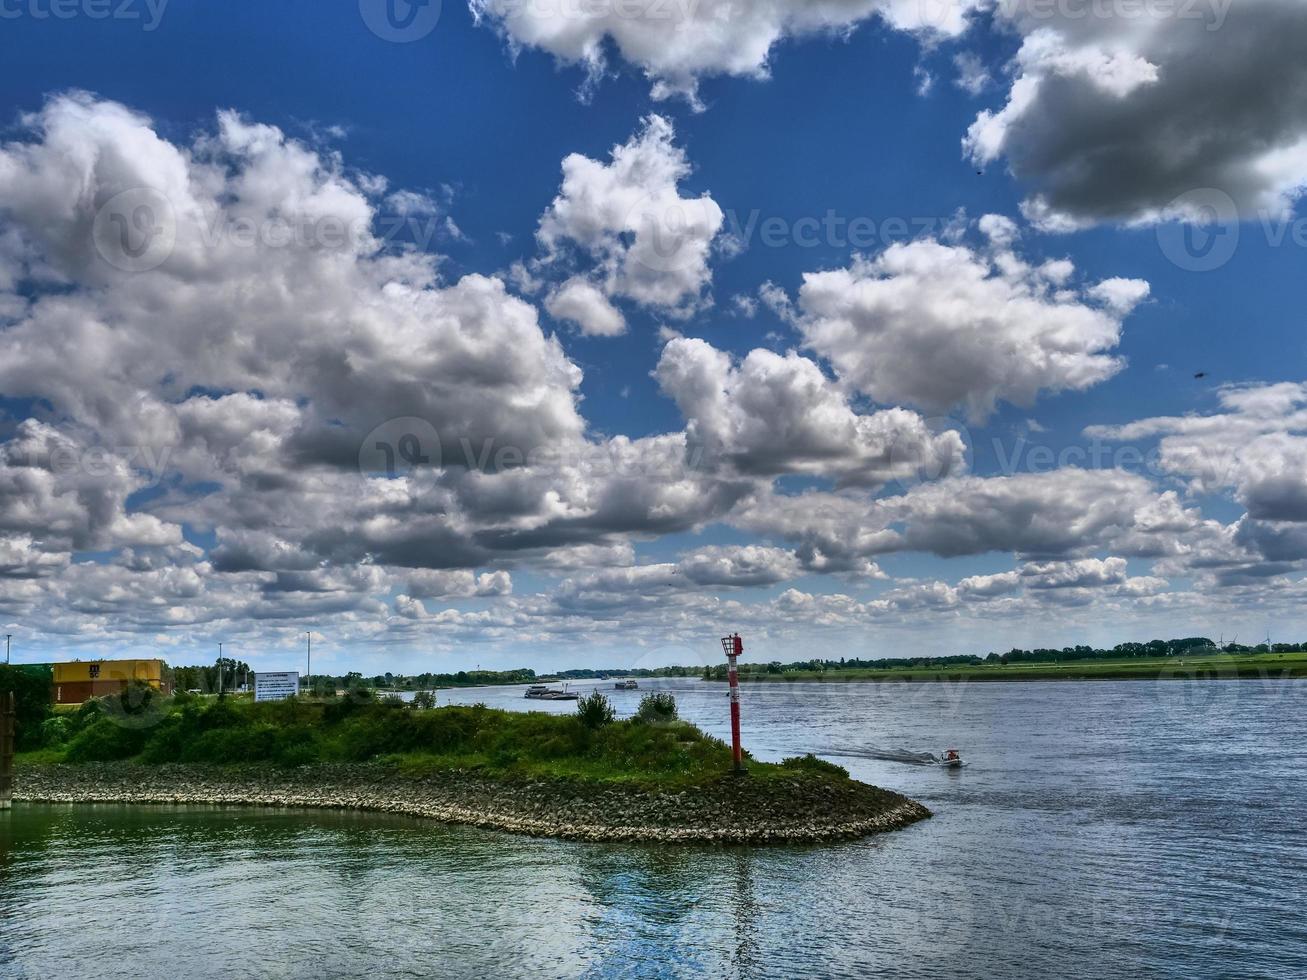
left=725, top=637, right=1305, bottom=676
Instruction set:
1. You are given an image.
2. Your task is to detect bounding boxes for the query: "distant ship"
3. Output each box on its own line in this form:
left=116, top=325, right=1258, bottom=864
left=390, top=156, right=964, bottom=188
left=524, top=684, right=580, bottom=701
left=613, top=680, right=639, bottom=691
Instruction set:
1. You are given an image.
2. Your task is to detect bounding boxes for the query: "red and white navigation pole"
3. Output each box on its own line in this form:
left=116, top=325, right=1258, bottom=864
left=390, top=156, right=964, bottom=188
left=720, top=633, right=745, bottom=774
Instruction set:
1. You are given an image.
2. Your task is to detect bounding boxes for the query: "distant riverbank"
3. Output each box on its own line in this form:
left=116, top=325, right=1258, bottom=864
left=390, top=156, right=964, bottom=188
left=718, top=652, right=1307, bottom=685
left=13, top=763, right=930, bottom=844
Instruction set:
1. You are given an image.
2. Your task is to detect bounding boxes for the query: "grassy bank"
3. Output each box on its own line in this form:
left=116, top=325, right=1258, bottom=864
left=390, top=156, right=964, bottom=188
left=23, top=691, right=739, bottom=784
left=12, top=690, right=930, bottom=843
left=726, top=651, right=1307, bottom=684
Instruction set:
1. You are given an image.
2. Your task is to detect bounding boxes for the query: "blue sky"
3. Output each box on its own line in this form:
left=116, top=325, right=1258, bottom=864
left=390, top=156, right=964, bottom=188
left=1, top=0, right=1306, bottom=673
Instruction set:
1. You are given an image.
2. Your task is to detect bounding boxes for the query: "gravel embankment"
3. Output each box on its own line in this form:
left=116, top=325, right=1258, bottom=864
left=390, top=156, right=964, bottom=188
left=15, top=764, right=931, bottom=844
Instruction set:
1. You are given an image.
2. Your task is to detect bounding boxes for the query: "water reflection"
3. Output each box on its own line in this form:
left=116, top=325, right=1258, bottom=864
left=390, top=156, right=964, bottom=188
left=3, top=680, right=1307, bottom=979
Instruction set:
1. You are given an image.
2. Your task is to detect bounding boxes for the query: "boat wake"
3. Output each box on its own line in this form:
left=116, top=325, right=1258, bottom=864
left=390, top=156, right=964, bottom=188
left=851, top=747, right=965, bottom=767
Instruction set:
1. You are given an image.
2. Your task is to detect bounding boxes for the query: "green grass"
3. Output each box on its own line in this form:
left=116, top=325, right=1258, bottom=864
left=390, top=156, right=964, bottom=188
left=20, top=690, right=825, bottom=789
left=733, top=651, right=1307, bottom=683
left=13, top=748, right=64, bottom=767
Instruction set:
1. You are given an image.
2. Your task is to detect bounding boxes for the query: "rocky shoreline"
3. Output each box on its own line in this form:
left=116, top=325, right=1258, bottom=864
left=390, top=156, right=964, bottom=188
left=15, top=763, right=931, bottom=845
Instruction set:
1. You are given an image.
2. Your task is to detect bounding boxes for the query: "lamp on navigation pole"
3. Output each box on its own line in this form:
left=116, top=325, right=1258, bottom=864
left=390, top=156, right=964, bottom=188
left=306, top=631, right=312, bottom=694
left=4, top=634, right=9, bottom=665
left=720, top=633, right=746, bottom=774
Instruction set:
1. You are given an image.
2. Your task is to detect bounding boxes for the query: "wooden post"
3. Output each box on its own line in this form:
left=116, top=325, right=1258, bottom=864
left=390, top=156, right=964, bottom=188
left=0, top=691, right=15, bottom=810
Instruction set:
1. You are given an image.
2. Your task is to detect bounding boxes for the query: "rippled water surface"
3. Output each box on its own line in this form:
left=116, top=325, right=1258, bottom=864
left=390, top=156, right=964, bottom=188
left=4, top=679, right=1306, bottom=979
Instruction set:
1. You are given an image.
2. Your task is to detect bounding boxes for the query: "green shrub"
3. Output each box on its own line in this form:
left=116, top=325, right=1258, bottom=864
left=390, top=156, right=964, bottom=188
left=576, top=691, right=615, bottom=729
left=635, top=692, right=678, bottom=724
left=277, top=741, right=318, bottom=768
left=780, top=754, right=848, bottom=778
left=411, top=691, right=436, bottom=710
left=322, top=687, right=376, bottom=724
left=139, top=714, right=186, bottom=763
left=63, top=718, right=150, bottom=762
left=38, top=716, right=71, bottom=747
left=69, top=698, right=107, bottom=734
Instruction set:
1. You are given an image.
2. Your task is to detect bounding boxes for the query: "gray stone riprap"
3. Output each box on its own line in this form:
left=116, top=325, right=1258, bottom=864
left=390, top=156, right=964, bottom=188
left=16, top=764, right=931, bottom=844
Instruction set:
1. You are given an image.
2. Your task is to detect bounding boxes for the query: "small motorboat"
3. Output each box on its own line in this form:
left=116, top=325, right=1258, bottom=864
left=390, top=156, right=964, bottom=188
left=524, top=685, right=552, bottom=699
left=614, top=680, right=638, bottom=691
left=938, top=749, right=964, bottom=768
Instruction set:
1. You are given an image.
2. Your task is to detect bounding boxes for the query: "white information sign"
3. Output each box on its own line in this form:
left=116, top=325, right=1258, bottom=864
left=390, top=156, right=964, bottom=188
left=254, top=671, right=300, bottom=702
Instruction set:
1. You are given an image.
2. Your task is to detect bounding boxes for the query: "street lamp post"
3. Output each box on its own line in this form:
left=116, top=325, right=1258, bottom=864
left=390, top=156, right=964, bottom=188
left=4, top=634, right=9, bottom=665
left=218, top=641, right=224, bottom=695
left=306, top=631, right=312, bottom=694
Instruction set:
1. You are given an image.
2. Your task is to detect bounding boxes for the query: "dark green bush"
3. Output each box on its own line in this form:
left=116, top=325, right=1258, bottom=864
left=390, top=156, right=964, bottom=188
left=139, top=713, right=187, bottom=764
left=576, top=691, right=615, bottom=729
left=635, top=692, right=678, bottom=724
left=780, top=754, right=848, bottom=778
left=38, top=716, right=71, bottom=747
left=68, top=698, right=107, bottom=736
left=322, top=687, right=377, bottom=724
left=64, top=718, right=151, bottom=762
left=0, top=664, right=54, bottom=750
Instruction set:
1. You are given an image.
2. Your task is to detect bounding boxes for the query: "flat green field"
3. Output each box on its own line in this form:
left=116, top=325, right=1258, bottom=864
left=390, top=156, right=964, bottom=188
left=733, top=651, right=1307, bottom=683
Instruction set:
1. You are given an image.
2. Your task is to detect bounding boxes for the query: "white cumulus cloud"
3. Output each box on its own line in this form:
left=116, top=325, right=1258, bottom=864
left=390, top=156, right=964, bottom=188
left=794, top=234, right=1148, bottom=421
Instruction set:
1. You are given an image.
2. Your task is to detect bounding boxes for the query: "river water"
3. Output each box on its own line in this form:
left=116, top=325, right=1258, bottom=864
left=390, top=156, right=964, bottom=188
left=3, top=678, right=1305, bottom=979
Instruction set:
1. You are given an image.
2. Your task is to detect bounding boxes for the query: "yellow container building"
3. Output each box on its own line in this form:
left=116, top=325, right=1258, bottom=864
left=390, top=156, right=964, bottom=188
left=52, top=659, right=171, bottom=705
